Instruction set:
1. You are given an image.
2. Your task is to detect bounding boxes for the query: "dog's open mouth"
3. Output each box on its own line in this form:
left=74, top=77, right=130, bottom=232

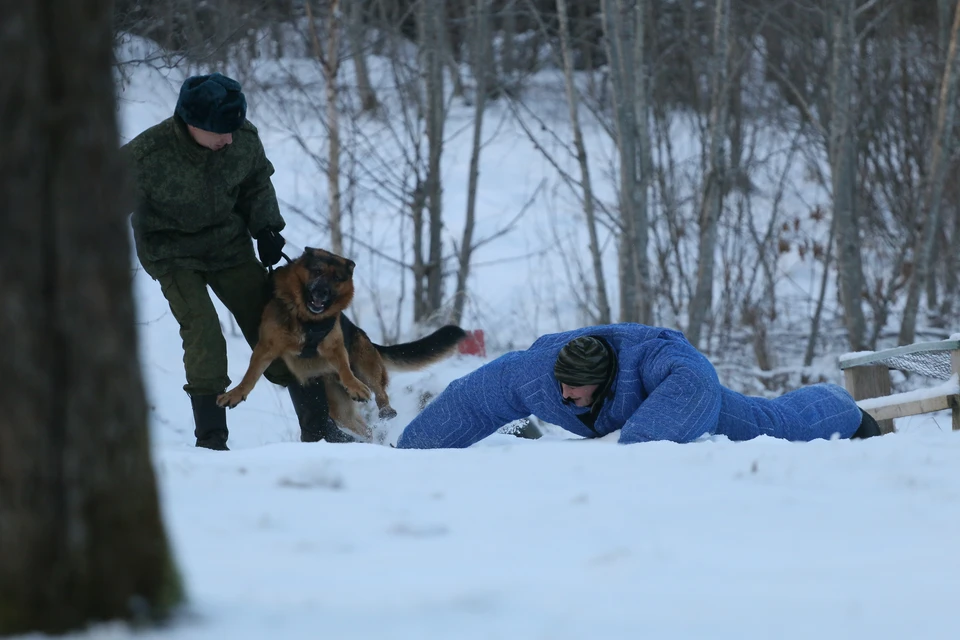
left=306, top=287, right=332, bottom=315
left=305, top=280, right=333, bottom=315
left=307, top=298, right=327, bottom=315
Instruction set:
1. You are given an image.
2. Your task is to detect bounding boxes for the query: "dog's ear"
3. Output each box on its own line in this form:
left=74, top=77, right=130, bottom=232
left=302, top=248, right=324, bottom=271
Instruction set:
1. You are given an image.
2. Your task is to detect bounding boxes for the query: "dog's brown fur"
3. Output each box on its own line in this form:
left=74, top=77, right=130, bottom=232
left=217, top=247, right=467, bottom=441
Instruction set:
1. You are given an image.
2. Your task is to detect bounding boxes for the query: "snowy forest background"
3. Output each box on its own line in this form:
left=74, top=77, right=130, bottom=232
left=115, top=0, right=960, bottom=383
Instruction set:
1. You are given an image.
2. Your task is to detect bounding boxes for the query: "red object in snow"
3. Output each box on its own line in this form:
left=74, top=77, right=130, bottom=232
left=457, top=329, right=486, bottom=357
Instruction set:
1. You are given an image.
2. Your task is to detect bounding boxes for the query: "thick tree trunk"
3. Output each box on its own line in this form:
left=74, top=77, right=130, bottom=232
left=899, top=0, right=960, bottom=345
left=633, top=0, right=654, bottom=324
left=426, top=0, right=446, bottom=317
left=687, top=0, right=731, bottom=348
left=326, top=0, right=344, bottom=255
left=412, top=180, right=428, bottom=322
left=452, top=0, right=491, bottom=325
left=942, top=204, right=960, bottom=320
left=601, top=0, right=640, bottom=323
left=557, top=0, right=611, bottom=324
left=307, top=0, right=344, bottom=254
left=0, top=0, right=182, bottom=634
left=414, top=0, right=447, bottom=322
left=829, top=0, right=867, bottom=351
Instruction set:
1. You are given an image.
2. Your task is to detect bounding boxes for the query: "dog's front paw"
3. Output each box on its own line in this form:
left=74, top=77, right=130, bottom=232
left=345, top=382, right=372, bottom=403
left=217, top=389, right=247, bottom=409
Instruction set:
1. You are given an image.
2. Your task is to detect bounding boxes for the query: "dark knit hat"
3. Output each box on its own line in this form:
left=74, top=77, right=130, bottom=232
left=554, top=336, right=612, bottom=387
left=175, top=73, right=247, bottom=134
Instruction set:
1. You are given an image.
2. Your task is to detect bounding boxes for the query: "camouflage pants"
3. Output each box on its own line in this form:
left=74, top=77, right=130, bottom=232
left=157, top=259, right=294, bottom=396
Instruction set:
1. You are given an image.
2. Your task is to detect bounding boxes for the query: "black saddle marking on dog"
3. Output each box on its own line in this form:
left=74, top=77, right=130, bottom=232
left=299, top=315, right=338, bottom=359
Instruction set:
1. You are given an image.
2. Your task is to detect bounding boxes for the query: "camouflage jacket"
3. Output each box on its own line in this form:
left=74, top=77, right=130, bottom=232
left=123, top=115, right=285, bottom=278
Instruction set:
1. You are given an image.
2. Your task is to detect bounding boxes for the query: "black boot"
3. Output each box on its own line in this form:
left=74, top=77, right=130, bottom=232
left=851, top=408, right=882, bottom=439
left=288, top=379, right=356, bottom=443
left=190, top=394, right=229, bottom=450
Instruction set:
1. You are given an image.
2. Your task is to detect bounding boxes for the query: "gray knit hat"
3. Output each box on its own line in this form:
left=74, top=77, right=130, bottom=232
left=554, top=336, right=611, bottom=387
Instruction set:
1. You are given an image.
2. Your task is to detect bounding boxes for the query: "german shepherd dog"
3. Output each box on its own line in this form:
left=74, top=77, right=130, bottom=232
left=217, top=247, right=467, bottom=442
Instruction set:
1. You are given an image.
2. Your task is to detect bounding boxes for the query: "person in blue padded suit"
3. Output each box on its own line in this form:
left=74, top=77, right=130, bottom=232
left=396, top=323, right=881, bottom=449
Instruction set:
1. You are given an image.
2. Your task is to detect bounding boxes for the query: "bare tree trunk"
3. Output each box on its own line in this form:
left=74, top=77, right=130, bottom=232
left=164, top=0, right=177, bottom=51
left=270, top=0, right=289, bottom=58
left=899, top=0, right=960, bottom=345
left=601, top=0, right=640, bottom=323
left=417, top=0, right=447, bottom=321
left=829, top=0, right=866, bottom=351
left=326, top=2, right=344, bottom=255
left=687, top=0, right=731, bottom=348
left=501, top=0, right=518, bottom=80
left=577, top=0, right=597, bottom=81
left=558, top=0, right=611, bottom=324
left=927, top=242, right=939, bottom=313
left=942, top=2, right=960, bottom=321
left=347, top=0, right=380, bottom=113
left=942, top=204, right=960, bottom=319
left=443, top=0, right=465, bottom=98
left=452, top=0, right=491, bottom=325
left=306, top=0, right=344, bottom=254
left=633, top=0, right=654, bottom=324
left=412, top=180, right=427, bottom=322
left=0, top=0, right=182, bottom=633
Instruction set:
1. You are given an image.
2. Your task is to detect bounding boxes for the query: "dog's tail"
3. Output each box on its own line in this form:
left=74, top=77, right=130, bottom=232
left=375, top=325, right=468, bottom=372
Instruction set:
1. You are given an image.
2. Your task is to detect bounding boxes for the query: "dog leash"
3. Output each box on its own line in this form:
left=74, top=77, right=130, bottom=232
left=267, top=251, right=294, bottom=275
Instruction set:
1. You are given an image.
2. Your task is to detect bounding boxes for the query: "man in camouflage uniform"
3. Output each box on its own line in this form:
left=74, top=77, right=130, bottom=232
left=124, top=72, right=352, bottom=450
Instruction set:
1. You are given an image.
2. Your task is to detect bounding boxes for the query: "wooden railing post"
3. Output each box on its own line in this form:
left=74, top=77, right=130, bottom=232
left=952, top=349, right=960, bottom=431
left=843, top=364, right=895, bottom=434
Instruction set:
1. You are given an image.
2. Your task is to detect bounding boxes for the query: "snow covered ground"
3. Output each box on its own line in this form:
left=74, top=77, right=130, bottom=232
left=81, top=427, right=960, bottom=640
left=20, top=38, right=960, bottom=640
left=34, top=223, right=955, bottom=640
left=43, top=353, right=960, bottom=640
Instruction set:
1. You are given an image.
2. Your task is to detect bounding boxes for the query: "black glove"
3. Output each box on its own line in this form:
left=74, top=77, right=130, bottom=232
left=256, top=228, right=286, bottom=267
